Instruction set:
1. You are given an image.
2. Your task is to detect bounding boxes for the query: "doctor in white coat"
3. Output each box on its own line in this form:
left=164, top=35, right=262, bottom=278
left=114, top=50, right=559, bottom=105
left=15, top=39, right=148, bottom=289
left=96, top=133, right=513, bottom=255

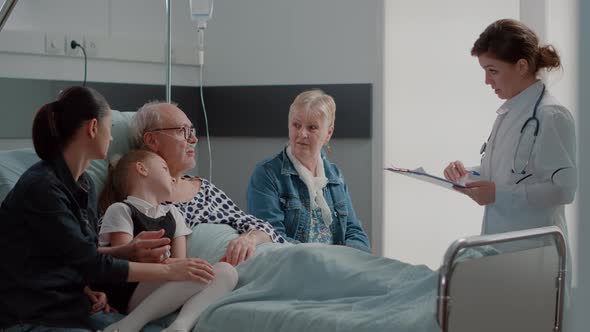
left=444, top=19, right=577, bottom=239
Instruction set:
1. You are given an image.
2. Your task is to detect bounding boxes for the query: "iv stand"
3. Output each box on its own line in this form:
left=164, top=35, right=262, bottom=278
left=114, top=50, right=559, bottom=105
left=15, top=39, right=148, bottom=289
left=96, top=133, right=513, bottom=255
left=165, top=0, right=172, bottom=103
left=0, top=0, right=19, bottom=33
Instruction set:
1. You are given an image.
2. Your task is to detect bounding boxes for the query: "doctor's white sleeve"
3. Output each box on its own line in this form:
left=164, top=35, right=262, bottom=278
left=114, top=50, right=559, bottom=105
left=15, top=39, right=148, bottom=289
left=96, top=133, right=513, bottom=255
left=494, top=107, right=577, bottom=209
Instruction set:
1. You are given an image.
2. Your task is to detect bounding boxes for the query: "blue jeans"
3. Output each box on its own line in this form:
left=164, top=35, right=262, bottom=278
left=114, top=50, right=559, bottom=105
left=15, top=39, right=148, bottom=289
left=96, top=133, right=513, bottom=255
left=88, top=311, right=168, bottom=332
left=2, top=312, right=168, bottom=332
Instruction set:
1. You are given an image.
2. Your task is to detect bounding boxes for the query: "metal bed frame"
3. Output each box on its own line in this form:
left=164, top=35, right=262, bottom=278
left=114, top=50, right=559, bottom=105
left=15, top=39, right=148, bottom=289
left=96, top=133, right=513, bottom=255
left=437, top=226, right=566, bottom=332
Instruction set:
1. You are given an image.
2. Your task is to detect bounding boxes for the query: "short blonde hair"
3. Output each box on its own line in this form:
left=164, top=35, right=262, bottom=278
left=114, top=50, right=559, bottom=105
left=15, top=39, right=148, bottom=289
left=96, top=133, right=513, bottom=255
left=288, top=90, right=336, bottom=128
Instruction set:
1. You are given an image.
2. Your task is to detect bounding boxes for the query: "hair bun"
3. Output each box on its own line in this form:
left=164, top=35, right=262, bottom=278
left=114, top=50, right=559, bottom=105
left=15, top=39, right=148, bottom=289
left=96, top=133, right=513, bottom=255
left=49, top=100, right=62, bottom=112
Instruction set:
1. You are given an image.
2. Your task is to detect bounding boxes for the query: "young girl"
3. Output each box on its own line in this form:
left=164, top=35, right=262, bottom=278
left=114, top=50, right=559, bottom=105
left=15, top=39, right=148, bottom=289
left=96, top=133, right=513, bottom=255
left=99, top=150, right=238, bottom=332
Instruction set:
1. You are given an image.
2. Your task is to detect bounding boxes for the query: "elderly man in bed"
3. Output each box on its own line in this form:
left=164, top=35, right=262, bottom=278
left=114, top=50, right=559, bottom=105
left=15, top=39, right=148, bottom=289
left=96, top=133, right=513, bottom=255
left=122, top=101, right=285, bottom=267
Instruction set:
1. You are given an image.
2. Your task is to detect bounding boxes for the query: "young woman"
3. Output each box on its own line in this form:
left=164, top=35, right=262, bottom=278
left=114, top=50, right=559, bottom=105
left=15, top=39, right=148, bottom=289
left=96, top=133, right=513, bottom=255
left=444, top=19, right=577, bottom=238
left=0, top=87, right=215, bottom=332
left=99, top=150, right=238, bottom=332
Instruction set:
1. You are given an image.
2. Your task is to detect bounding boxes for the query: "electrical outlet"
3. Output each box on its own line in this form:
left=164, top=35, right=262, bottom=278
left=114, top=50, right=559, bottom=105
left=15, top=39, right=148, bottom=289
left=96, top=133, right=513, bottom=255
left=44, top=33, right=64, bottom=55
left=65, top=34, right=84, bottom=56
left=83, top=36, right=98, bottom=57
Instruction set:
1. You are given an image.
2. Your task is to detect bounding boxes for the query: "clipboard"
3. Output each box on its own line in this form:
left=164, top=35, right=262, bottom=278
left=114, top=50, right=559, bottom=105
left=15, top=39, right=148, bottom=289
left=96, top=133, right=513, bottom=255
left=384, top=166, right=467, bottom=190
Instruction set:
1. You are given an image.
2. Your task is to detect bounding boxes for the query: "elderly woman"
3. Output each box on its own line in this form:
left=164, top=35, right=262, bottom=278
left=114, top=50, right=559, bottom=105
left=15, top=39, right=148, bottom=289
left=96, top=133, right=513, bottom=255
left=246, top=90, right=370, bottom=252
left=127, top=102, right=285, bottom=266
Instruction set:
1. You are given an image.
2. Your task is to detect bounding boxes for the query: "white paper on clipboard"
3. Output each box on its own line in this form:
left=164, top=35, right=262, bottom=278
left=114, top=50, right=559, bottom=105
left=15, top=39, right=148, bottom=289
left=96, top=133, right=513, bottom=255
left=384, top=166, right=467, bottom=190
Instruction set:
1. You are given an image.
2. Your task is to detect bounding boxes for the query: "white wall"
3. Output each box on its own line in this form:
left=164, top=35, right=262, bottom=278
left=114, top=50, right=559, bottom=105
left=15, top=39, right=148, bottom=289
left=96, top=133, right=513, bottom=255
left=383, top=0, right=518, bottom=268
left=572, top=0, right=590, bottom=330
left=1, top=0, right=200, bottom=85
left=0, top=0, right=382, bottom=245
left=521, top=0, right=580, bottom=286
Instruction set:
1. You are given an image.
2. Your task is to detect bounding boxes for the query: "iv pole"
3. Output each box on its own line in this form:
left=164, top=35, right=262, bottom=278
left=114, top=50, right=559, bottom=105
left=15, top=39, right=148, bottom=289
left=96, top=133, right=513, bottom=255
left=165, top=0, right=172, bottom=103
left=0, top=0, right=18, bottom=33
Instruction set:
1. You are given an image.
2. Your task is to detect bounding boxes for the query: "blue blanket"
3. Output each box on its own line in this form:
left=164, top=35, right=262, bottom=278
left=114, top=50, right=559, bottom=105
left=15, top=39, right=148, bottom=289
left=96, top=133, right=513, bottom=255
left=193, top=243, right=441, bottom=332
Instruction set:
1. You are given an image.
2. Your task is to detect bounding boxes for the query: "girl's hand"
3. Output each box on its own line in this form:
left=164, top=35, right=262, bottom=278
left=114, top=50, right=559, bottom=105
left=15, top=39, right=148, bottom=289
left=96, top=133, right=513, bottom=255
left=455, top=181, right=496, bottom=206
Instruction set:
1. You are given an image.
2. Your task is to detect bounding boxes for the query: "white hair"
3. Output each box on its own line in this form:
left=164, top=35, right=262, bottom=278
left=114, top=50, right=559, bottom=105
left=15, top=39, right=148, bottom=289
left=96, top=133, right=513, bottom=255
left=128, top=101, right=175, bottom=149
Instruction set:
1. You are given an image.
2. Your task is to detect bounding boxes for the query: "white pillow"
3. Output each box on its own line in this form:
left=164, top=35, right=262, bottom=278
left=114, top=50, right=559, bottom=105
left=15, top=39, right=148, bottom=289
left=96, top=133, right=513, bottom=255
left=87, top=110, right=135, bottom=194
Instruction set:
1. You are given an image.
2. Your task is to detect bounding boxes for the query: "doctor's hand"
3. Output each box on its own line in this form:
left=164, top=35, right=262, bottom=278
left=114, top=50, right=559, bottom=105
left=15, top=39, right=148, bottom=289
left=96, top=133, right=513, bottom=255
left=455, top=181, right=496, bottom=206
left=444, top=161, right=468, bottom=182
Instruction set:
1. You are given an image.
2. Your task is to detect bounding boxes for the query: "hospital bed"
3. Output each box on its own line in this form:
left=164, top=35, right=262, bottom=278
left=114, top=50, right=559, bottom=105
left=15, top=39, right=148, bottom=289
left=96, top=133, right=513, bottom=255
left=0, top=110, right=566, bottom=332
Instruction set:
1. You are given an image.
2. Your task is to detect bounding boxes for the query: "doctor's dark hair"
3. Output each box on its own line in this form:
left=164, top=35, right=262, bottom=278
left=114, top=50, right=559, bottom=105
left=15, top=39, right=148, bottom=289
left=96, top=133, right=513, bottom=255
left=32, top=86, right=110, bottom=161
left=471, top=19, right=561, bottom=74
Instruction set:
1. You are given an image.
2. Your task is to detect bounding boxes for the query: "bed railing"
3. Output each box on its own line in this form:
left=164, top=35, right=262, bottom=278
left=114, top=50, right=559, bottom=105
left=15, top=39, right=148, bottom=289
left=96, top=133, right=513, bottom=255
left=437, top=226, right=566, bottom=332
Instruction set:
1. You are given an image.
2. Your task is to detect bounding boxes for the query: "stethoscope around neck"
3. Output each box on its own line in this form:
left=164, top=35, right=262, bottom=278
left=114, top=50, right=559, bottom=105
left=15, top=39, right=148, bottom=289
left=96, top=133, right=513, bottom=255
left=480, top=83, right=546, bottom=175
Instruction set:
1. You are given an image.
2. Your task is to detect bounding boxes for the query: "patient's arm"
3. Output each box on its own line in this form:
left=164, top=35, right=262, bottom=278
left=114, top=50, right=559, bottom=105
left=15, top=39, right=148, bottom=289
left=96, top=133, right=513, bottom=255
left=220, top=230, right=270, bottom=266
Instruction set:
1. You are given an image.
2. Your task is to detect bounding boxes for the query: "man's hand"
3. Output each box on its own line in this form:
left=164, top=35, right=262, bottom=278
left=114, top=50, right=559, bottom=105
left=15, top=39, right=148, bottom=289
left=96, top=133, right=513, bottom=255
left=220, top=231, right=258, bottom=266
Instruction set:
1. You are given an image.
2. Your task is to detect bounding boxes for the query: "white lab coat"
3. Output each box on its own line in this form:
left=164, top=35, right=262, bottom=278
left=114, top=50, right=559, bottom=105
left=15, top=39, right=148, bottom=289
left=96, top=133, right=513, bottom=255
left=474, top=81, right=577, bottom=238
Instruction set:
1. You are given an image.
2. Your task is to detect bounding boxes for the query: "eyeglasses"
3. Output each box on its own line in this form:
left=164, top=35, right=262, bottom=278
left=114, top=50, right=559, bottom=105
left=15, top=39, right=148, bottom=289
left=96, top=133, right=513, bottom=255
left=148, top=126, right=196, bottom=141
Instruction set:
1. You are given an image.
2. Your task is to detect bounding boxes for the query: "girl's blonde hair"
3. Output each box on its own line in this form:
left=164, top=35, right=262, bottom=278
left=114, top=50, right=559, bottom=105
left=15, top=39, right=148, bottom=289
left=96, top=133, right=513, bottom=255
left=99, top=149, right=160, bottom=214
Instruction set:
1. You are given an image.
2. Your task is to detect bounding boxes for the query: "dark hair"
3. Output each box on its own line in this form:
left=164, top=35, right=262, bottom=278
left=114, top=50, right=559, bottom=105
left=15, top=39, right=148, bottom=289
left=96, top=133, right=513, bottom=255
left=32, top=86, right=110, bottom=160
left=471, top=19, right=561, bottom=74
left=99, top=149, right=159, bottom=214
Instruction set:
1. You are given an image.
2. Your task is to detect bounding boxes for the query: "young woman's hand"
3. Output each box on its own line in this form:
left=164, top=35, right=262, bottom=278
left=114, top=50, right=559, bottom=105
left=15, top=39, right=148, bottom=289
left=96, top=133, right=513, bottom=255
left=444, top=160, right=468, bottom=182
left=220, top=231, right=259, bottom=266
left=166, top=258, right=215, bottom=284
left=84, top=286, right=116, bottom=314
left=128, top=230, right=172, bottom=263
left=455, top=181, right=496, bottom=206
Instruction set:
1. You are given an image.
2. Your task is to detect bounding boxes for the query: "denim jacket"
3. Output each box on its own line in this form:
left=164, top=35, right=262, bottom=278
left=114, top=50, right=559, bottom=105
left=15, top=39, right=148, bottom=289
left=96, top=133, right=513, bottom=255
left=247, top=148, right=371, bottom=252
